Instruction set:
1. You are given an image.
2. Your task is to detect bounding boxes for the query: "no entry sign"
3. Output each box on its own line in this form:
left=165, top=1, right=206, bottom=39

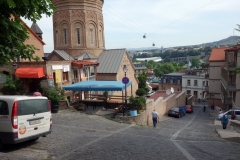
left=122, top=77, right=129, bottom=84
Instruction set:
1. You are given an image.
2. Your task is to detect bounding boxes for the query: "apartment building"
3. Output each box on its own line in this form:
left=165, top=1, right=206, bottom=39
left=159, top=72, right=185, bottom=92
left=220, top=45, right=240, bottom=110
left=208, top=48, right=228, bottom=108
left=133, top=63, right=147, bottom=77
left=182, top=69, right=209, bottom=100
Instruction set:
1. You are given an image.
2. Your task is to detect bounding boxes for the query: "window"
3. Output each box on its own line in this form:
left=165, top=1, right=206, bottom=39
left=187, top=90, right=191, bottom=94
left=18, top=100, right=48, bottom=115
left=206, top=81, right=209, bottom=86
left=90, top=28, right=94, bottom=44
left=56, top=30, right=58, bottom=46
left=187, top=80, right=191, bottom=86
left=194, top=80, right=198, bottom=86
left=202, top=81, right=205, bottom=87
left=76, top=28, right=80, bottom=44
left=235, top=111, right=240, bottom=115
left=99, top=30, right=102, bottom=45
left=63, top=72, right=69, bottom=81
left=73, top=70, right=78, bottom=79
left=63, top=28, right=67, bottom=44
left=0, top=101, right=8, bottom=115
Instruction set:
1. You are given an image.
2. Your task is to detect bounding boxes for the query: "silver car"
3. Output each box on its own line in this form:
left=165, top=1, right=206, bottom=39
left=218, top=109, right=240, bottom=120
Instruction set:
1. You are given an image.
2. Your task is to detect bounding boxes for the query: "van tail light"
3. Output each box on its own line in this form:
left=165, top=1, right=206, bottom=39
left=11, top=102, right=18, bottom=129
left=48, top=100, right=51, bottom=112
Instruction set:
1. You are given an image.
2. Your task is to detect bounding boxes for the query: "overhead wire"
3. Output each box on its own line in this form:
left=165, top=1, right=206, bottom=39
left=103, top=3, right=171, bottom=46
left=103, top=11, right=157, bottom=46
left=103, top=0, right=217, bottom=48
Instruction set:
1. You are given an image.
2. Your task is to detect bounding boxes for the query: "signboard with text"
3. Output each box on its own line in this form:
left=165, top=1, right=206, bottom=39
left=55, top=70, right=61, bottom=83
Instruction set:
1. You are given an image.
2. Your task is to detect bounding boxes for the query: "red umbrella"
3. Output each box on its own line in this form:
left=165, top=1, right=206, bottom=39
left=33, top=92, right=42, bottom=96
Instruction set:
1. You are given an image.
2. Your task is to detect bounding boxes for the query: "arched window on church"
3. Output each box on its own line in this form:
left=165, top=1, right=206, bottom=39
left=99, top=30, right=102, bottom=45
left=63, top=28, right=67, bottom=44
left=55, top=30, right=58, bottom=46
left=76, top=28, right=80, bottom=44
left=90, top=28, right=94, bottom=44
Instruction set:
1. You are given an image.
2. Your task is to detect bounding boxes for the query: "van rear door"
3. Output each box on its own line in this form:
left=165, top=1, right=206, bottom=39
left=16, top=99, right=51, bottom=139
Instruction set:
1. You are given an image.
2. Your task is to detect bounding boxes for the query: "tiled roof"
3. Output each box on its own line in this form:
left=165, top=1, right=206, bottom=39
left=75, top=52, right=98, bottom=60
left=53, top=50, right=74, bottom=60
left=209, top=48, right=228, bottom=62
left=44, top=53, right=51, bottom=57
left=31, top=23, right=43, bottom=34
left=97, top=49, right=126, bottom=73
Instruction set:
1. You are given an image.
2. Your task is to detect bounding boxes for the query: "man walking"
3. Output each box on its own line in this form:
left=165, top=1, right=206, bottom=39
left=221, top=115, right=228, bottom=129
left=152, top=109, right=159, bottom=128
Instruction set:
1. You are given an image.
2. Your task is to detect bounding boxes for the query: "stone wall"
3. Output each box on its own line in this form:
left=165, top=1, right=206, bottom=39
left=122, top=91, right=186, bottom=126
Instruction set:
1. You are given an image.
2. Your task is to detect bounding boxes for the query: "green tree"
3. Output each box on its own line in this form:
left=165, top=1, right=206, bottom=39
left=236, top=67, right=240, bottom=76
left=179, top=61, right=185, bottom=67
left=137, top=72, right=149, bottom=93
left=191, top=58, right=200, bottom=68
left=1, top=74, right=25, bottom=95
left=0, top=0, right=55, bottom=66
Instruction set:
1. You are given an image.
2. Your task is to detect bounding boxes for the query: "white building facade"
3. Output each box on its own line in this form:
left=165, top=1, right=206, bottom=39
left=182, top=73, right=209, bottom=100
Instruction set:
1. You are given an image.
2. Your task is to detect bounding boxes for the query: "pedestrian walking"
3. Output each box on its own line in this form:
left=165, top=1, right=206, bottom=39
left=33, top=89, right=42, bottom=96
left=152, top=110, right=159, bottom=128
left=198, top=98, right=200, bottom=103
left=203, top=105, right=206, bottom=112
left=231, top=112, right=236, bottom=120
left=221, top=115, right=228, bottom=129
left=219, top=108, right=223, bottom=114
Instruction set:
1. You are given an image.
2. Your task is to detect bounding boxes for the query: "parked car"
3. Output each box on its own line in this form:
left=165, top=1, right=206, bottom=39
left=178, top=106, right=186, bottom=116
left=185, top=105, right=193, bottom=113
left=0, top=96, right=52, bottom=150
left=218, top=109, right=240, bottom=120
left=168, top=107, right=183, bottom=118
left=146, top=91, right=155, bottom=97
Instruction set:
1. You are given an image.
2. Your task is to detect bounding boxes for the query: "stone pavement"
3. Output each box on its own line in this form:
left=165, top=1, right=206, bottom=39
left=209, top=107, right=240, bottom=143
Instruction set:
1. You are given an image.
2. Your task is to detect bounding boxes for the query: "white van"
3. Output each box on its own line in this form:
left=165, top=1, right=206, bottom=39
left=218, top=109, right=240, bottom=120
left=0, top=96, right=52, bottom=149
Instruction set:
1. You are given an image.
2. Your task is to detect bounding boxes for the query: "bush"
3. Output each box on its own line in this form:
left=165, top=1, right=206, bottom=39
left=136, top=88, right=147, bottom=97
left=40, top=82, right=64, bottom=102
left=129, top=96, right=146, bottom=111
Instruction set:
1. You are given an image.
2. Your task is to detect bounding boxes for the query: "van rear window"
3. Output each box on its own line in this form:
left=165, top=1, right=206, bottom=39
left=18, top=99, right=49, bottom=115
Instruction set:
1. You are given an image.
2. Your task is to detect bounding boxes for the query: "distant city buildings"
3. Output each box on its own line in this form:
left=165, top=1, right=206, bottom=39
left=136, top=57, right=162, bottom=62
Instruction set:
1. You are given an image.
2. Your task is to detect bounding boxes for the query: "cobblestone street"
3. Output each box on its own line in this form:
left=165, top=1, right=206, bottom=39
left=1, top=106, right=240, bottom=160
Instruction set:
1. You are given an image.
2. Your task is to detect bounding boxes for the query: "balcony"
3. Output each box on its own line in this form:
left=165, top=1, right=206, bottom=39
left=226, top=61, right=236, bottom=71
left=221, top=78, right=236, bottom=91
left=205, top=86, right=209, bottom=91
left=220, top=94, right=231, bottom=105
left=205, top=74, right=209, bottom=78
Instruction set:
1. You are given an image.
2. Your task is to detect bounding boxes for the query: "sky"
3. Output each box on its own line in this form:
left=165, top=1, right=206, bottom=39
left=23, top=0, right=240, bottom=53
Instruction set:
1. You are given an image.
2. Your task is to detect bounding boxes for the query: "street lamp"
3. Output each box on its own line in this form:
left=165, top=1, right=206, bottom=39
left=123, top=65, right=128, bottom=116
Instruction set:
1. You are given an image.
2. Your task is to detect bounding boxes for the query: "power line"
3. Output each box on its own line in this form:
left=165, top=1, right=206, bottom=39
left=104, top=0, right=217, bottom=48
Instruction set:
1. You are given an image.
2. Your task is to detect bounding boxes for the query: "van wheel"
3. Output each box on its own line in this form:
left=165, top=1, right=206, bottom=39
left=30, top=137, right=39, bottom=142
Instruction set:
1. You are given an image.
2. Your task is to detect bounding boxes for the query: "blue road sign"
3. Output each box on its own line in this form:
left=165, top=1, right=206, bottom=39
left=122, top=77, right=129, bottom=84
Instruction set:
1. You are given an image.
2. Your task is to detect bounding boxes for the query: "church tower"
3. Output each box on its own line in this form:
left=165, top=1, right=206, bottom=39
left=52, top=0, right=105, bottom=57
